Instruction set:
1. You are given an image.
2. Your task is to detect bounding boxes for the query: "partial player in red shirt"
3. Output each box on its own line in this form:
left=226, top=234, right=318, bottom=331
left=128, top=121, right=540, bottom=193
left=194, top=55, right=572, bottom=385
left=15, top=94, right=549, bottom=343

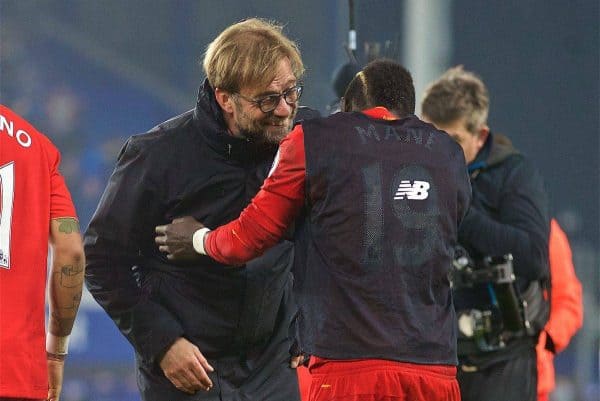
left=156, top=60, right=471, bottom=401
left=0, top=105, right=85, bottom=401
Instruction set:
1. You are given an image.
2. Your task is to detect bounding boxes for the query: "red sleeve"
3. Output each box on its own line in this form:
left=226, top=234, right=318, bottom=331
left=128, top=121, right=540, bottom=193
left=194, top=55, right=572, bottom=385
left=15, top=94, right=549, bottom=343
left=205, top=125, right=306, bottom=265
left=48, top=145, right=77, bottom=220
left=543, top=219, right=583, bottom=352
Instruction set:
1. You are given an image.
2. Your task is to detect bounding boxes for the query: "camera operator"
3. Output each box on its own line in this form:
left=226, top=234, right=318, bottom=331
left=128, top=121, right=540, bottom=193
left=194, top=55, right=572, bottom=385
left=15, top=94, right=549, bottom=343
left=421, top=66, right=550, bottom=401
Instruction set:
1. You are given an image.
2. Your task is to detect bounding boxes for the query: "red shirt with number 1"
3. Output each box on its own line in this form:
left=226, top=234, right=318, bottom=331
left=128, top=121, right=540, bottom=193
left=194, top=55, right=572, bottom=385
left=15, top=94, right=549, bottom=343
left=0, top=105, right=77, bottom=399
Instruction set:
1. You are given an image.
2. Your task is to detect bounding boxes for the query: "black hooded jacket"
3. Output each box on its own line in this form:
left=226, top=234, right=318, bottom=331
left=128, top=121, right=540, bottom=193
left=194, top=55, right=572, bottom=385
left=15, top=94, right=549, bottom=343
left=457, top=132, right=549, bottom=289
left=84, top=80, right=307, bottom=367
left=455, top=132, right=550, bottom=363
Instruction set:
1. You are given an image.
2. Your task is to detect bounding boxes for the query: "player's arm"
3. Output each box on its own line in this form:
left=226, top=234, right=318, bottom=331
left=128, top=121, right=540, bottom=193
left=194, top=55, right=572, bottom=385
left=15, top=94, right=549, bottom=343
left=45, top=146, right=85, bottom=401
left=47, top=218, right=84, bottom=344
left=156, top=126, right=306, bottom=265
left=47, top=219, right=84, bottom=401
left=47, top=217, right=84, bottom=401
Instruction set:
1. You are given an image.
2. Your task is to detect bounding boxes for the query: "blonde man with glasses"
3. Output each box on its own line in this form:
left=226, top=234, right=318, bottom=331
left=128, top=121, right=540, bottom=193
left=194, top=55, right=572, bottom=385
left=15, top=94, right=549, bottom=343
left=85, top=18, right=316, bottom=400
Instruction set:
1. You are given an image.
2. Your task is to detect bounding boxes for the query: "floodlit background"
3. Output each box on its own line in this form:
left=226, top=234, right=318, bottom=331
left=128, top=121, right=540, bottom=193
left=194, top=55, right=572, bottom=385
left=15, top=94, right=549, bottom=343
left=1, top=1, right=598, bottom=400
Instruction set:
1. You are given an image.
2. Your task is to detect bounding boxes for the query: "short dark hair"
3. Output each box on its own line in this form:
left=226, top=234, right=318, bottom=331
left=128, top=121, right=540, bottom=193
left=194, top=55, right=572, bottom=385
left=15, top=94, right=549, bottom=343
left=342, top=59, right=415, bottom=117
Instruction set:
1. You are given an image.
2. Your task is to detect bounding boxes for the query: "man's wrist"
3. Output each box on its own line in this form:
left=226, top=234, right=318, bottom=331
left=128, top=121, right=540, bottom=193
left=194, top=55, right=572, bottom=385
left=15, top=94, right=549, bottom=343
left=192, top=228, right=211, bottom=255
left=46, top=333, right=70, bottom=356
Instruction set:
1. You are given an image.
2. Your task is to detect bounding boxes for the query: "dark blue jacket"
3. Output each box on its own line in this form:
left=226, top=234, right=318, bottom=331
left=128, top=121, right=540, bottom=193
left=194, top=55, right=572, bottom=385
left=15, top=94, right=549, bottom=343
left=455, top=132, right=550, bottom=365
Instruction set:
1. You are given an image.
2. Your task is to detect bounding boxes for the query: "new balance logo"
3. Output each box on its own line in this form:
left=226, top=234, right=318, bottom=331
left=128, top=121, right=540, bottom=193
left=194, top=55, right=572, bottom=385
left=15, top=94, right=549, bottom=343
left=394, top=180, right=430, bottom=200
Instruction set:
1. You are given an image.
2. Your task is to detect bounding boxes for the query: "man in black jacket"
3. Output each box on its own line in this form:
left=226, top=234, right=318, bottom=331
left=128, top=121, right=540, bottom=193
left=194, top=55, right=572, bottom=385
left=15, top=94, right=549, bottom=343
left=84, top=18, right=310, bottom=400
left=421, top=66, right=550, bottom=401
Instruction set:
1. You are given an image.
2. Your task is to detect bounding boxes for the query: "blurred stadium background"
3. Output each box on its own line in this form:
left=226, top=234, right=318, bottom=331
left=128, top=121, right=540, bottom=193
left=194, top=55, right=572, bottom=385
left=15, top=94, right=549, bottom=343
left=0, top=1, right=598, bottom=400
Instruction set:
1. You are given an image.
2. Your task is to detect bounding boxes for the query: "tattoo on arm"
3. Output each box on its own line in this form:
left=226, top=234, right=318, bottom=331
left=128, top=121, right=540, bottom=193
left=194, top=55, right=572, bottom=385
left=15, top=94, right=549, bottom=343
left=57, top=264, right=84, bottom=288
left=50, top=289, right=82, bottom=314
left=57, top=218, right=80, bottom=234
left=49, top=218, right=84, bottom=337
left=49, top=292, right=81, bottom=336
left=50, top=311, right=77, bottom=336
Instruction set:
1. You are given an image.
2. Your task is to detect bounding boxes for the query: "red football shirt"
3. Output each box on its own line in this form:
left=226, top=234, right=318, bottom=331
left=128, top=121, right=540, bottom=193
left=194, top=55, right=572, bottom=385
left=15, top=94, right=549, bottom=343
left=0, top=105, right=77, bottom=398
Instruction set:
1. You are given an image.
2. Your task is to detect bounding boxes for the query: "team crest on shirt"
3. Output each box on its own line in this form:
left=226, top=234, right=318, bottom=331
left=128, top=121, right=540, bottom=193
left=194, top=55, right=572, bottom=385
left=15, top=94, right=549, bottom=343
left=394, top=180, right=430, bottom=200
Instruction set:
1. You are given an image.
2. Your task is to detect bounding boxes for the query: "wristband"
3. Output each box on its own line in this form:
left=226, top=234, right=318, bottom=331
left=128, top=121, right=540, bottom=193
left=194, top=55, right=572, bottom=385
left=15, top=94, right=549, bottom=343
left=46, top=333, right=70, bottom=355
left=192, top=228, right=211, bottom=255
left=46, top=351, right=66, bottom=361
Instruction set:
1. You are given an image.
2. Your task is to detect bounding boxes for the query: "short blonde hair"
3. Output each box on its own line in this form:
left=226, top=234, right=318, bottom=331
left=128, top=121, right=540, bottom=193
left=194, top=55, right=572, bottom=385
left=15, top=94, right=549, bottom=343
left=203, top=18, right=304, bottom=92
left=421, top=66, right=489, bottom=134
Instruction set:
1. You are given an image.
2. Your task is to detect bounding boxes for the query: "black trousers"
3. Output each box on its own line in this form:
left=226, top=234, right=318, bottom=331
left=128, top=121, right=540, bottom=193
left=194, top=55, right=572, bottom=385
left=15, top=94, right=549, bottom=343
left=458, top=344, right=537, bottom=401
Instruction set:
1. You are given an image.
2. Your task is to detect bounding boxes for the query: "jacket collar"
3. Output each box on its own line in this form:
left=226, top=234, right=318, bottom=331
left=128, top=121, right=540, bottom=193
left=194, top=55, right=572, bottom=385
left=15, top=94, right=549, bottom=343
left=192, top=79, right=276, bottom=162
left=468, top=132, right=520, bottom=175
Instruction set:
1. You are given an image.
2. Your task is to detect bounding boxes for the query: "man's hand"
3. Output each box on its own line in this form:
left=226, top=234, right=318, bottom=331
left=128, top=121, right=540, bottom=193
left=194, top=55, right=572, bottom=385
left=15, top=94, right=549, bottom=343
left=160, top=337, right=214, bottom=394
left=290, top=353, right=310, bottom=369
left=289, top=340, right=309, bottom=368
left=155, top=216, right=205, bottom=261
left=47, top=356, right=65, bottom=401
left=290, top=354, right=307, bottom=368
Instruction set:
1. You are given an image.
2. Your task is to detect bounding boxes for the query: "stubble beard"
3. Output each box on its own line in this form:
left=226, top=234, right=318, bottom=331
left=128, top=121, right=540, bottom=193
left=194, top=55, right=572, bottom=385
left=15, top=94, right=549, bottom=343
left=236, top=108, right=297, bottom=148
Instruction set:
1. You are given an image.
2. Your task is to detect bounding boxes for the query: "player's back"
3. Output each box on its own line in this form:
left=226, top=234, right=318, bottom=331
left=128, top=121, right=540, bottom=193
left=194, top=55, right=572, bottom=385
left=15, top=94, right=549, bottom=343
left=295, top=111, right=471, bottom=365
left=0, top=104, right=72, bottom=397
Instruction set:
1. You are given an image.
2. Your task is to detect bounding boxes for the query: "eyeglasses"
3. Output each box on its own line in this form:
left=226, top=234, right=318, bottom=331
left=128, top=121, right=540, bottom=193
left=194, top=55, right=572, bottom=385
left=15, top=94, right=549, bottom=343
left=234, top=85, right=303, bottom=113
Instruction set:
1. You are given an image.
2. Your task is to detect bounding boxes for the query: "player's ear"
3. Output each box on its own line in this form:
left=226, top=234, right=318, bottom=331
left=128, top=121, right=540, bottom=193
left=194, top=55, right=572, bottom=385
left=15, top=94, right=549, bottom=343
left=214, top=88, right=235, bottom=114
left=341, top=97, right=353, bottom=112
left=476, top=125, right=490, bottom=148
left=340, top=97, right=347, bottom=112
